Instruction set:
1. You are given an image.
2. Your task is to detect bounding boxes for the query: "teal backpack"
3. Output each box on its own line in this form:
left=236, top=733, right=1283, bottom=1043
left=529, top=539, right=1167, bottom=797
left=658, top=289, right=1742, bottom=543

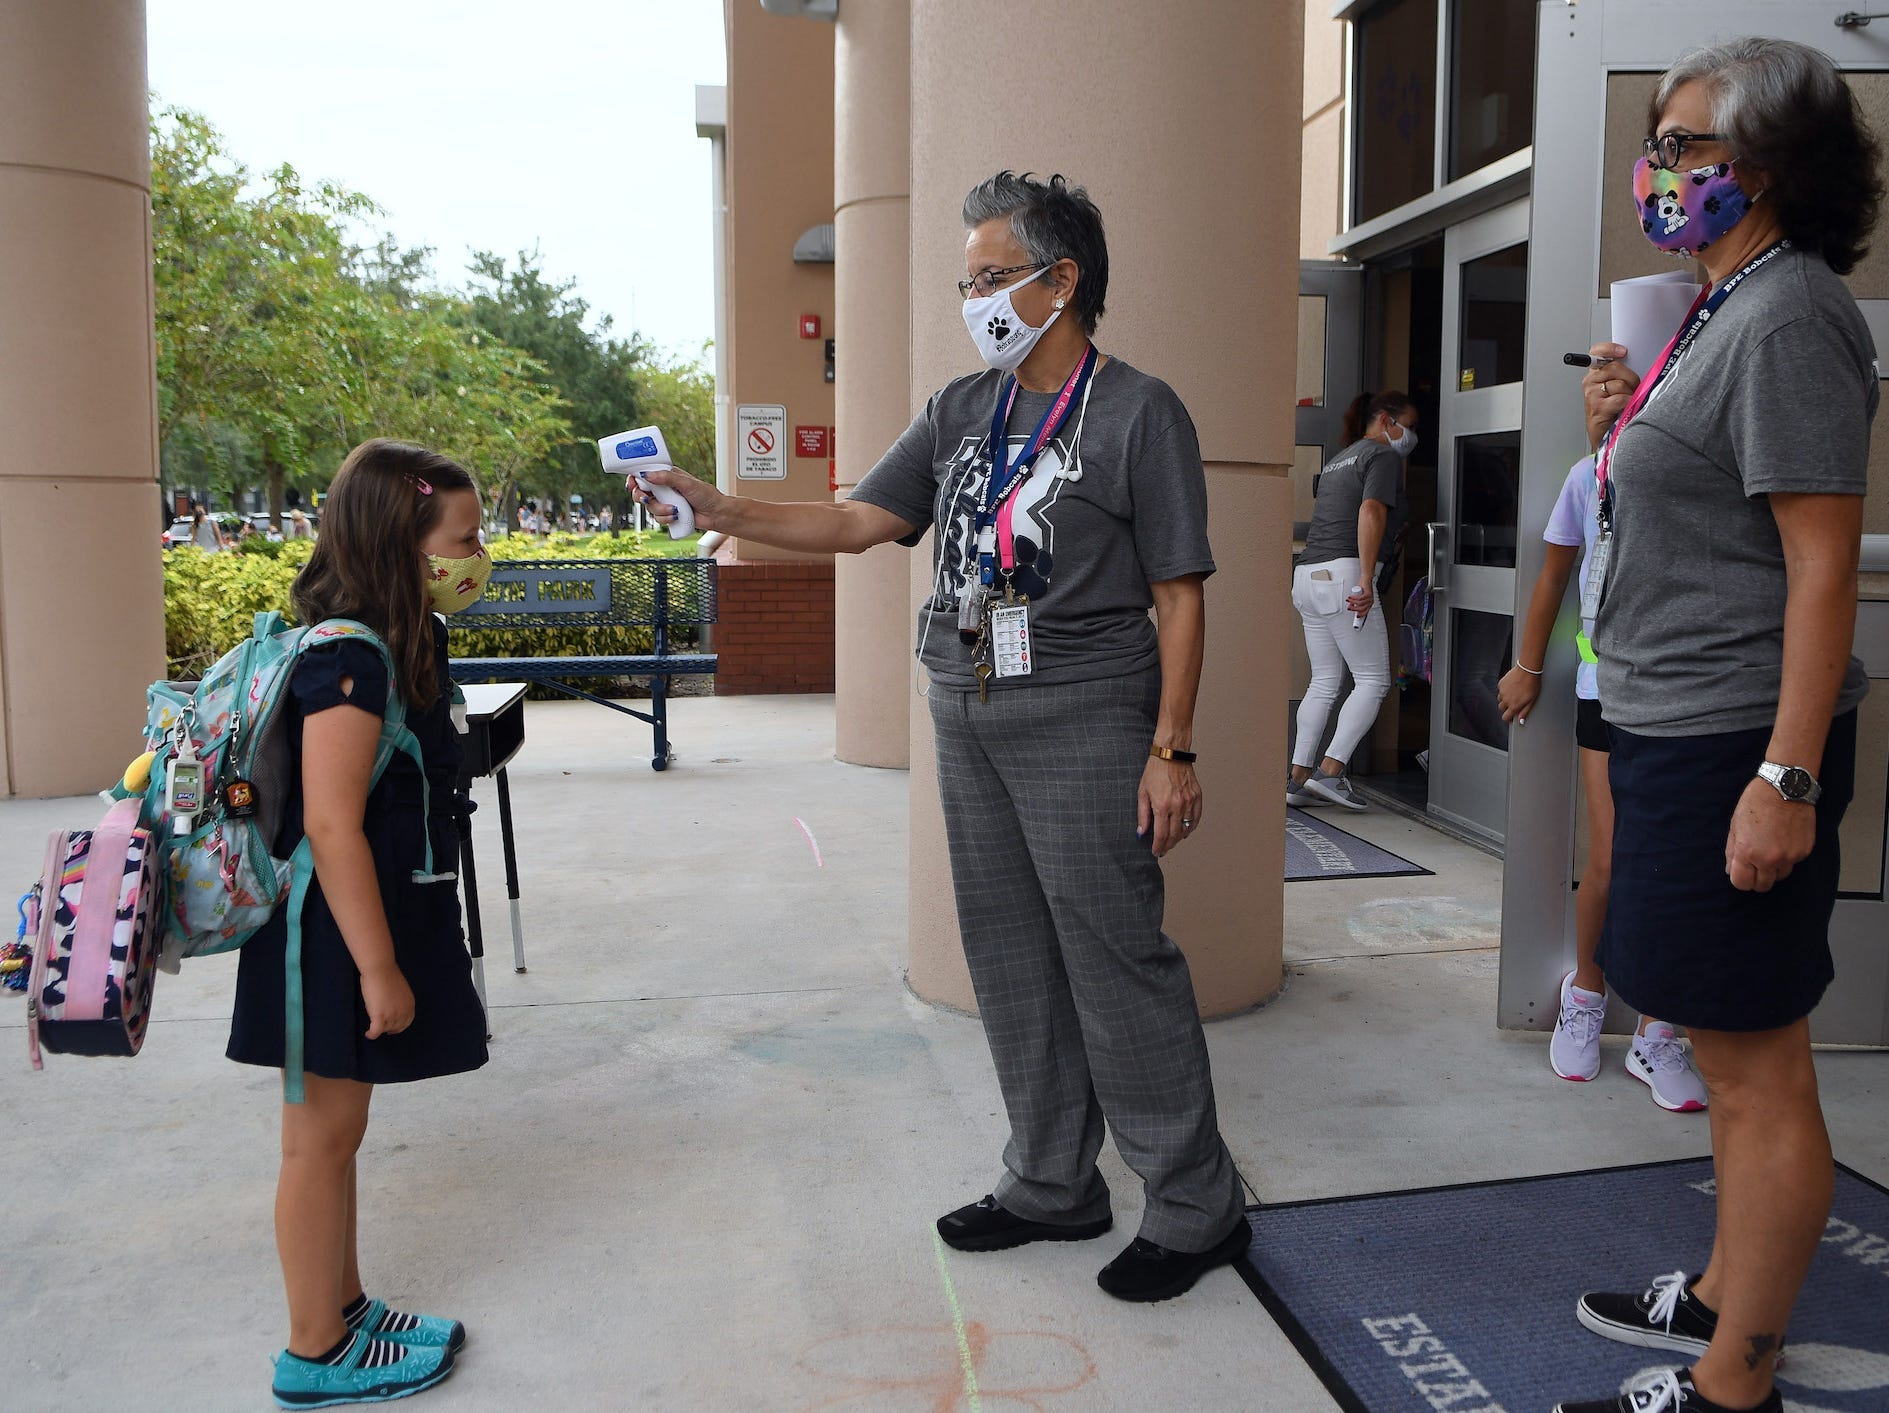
left=124, top=612, right=439, bottom=1101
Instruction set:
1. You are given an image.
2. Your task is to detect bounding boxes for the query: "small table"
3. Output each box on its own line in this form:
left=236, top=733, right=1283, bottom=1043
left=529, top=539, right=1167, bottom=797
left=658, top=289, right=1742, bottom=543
left=455, top=682, right=527, bottom=1015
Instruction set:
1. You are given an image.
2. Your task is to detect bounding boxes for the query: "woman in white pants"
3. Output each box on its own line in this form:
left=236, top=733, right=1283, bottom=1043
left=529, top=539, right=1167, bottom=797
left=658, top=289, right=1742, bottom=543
left=1287, top=391, right=1417, bottom=811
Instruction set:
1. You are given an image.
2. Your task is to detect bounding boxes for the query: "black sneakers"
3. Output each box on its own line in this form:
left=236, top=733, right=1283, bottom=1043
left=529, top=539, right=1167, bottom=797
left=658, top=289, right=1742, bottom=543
left=1095, top=1217, right=1251, bottom=1303
left=935, top=1194, right=1112, bottom=1252
left=1577, top=1270, right=1717, bottom=1357
left=1553, top=1367, right=1781, bottom=1413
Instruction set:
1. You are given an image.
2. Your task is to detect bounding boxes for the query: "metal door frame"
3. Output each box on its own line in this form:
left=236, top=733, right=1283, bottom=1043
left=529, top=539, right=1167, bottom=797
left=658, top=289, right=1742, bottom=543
left=1292, top=260, right=1368, bottom=759
left=1500, top=0, right=1889, bottom=1043
left=1427, top=199, right=1528, bottom=840
left=1298, top=260, right=1366, bottom=482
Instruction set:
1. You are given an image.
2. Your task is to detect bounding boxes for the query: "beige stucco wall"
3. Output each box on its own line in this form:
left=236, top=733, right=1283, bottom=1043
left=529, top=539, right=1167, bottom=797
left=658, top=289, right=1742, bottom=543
left=832, top=0, right=913, bottom=768
left=723, top=0, right=837, bottom=563
left=1301, top=0, right=1346, bottom=259
left=903, top=0, right=1302, bottom=1018
left=0, top=0, right=165, bottom=797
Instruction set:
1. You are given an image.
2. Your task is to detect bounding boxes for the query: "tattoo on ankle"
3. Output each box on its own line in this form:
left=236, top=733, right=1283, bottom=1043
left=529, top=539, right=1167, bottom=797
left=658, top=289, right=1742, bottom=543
left=1744, top=1333, right=1781, bottom=1370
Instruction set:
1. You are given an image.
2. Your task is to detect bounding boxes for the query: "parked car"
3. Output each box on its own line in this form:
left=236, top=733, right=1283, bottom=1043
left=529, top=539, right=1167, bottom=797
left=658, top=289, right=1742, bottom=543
left=162, top=517, right=200, bottom=549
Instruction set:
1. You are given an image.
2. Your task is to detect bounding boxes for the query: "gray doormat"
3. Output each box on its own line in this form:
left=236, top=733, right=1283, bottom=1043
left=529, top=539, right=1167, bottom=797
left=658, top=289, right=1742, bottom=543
left=1235, top=1157, right=1889, bottom=1413
left=1284, top=807, right=1432, bottom=882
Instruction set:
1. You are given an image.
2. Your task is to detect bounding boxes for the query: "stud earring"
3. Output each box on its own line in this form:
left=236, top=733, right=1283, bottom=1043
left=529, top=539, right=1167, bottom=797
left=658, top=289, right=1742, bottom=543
left=1054, top=298, right=1066, bottom=309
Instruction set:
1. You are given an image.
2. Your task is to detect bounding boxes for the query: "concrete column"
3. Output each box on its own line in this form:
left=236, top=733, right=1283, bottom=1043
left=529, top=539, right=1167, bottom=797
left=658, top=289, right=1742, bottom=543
left=833, top=0, right=913, bottom=768
left=0, top=0, right=165, bottom=797
left=904, top=0, right=1301, bottom=1016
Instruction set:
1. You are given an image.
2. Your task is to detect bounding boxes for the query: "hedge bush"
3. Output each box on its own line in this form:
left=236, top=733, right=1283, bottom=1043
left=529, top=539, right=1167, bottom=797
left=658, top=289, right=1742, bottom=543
left=164, top=530, right=706, bottom=698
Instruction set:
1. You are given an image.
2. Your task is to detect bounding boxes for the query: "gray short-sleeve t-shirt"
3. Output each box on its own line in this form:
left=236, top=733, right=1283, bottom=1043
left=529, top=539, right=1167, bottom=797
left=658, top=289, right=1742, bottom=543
left=1298, top=437, right=1405, bottom=569
left=848, top=356, right=1215, bottom=692
left=1596, top=247, right=1875, bottom=736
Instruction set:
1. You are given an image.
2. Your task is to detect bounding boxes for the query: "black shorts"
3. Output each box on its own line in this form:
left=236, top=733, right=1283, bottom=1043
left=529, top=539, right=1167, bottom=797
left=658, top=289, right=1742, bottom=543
left=1597, top=711, right=1857, bottom=1032
left=1575, top=698, right=1610, bottom=753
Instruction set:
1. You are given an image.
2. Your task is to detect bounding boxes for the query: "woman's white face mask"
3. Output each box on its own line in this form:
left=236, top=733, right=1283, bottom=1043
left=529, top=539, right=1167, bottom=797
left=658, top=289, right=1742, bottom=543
left=962, top=265, right=1060, bottom=372
left=1386, top=418, right=1418, bottom=458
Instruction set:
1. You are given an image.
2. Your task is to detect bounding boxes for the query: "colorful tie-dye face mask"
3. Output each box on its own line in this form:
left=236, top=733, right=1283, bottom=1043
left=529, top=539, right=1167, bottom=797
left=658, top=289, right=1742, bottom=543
left=1634, top=156, right=1753, bottom=257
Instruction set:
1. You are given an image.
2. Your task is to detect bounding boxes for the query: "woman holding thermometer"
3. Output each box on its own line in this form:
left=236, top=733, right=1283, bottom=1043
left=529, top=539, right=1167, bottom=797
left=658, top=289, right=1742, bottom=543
left=631, top=170, right=1250, bottom=1305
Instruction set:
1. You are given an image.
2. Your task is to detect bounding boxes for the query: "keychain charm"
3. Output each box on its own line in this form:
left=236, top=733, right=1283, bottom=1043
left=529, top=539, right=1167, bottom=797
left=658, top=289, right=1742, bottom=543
left=223, top=779, right=258, bottom=820
left=957, top=583, right=988, bottom=645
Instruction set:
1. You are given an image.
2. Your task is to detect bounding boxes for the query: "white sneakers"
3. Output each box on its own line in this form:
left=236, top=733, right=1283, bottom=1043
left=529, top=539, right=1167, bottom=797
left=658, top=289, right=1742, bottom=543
left=1550, top=971, right=1607, bottom=1082
left=1551, top=972, right=1708, bottom=1112
left=1303, top=771, right=1368, bottom=811
left=1627, top=1023, right=1710, bottom=1112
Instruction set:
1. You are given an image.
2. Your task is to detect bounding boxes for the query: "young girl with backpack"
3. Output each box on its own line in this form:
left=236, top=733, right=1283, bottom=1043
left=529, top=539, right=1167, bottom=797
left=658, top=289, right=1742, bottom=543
left=226, top=440, right=492, bottom=1407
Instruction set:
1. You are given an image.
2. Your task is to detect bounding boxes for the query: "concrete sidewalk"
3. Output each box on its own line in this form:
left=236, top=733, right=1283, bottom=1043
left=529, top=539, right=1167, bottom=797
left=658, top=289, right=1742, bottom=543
left=2, top=695, right=1882, bottom=1411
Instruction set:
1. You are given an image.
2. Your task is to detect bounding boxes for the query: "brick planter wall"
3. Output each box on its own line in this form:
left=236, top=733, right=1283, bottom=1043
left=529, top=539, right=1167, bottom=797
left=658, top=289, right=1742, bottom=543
left=713, top=559, right=836, bottom=694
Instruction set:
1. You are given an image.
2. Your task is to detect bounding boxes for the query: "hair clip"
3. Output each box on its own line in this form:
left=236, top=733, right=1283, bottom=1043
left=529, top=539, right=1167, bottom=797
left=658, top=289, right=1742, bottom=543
left=406, top=475, right=434, bottom=495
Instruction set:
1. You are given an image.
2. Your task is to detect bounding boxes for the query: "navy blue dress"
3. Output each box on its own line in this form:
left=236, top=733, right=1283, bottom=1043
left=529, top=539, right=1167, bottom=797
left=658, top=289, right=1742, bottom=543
left=227, top=618, right=489, bottom=1084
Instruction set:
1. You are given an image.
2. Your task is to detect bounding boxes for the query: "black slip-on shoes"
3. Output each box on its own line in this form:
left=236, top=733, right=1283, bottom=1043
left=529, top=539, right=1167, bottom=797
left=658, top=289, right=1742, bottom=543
left=936, top=1194, right=1114, bottom=1253
left=1095, top=1216, right=1252, bottom=1303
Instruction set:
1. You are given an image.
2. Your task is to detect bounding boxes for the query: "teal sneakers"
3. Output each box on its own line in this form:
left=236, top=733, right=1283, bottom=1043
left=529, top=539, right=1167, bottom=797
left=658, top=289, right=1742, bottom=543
left=352, top=1297, right=467, bottom=1354
left=271, top=1330, right=454, bottom=1409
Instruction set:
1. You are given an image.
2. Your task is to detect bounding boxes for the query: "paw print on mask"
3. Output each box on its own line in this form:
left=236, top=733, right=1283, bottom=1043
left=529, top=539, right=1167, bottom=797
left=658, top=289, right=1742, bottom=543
left=1009, top=535, right=1054, bottom=601
left=986, top=315, right=1011, bottom=342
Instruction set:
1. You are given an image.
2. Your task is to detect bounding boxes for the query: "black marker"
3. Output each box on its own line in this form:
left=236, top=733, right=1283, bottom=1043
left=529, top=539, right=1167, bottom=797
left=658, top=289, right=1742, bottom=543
left=1562, top=352, right=1617, bottom=369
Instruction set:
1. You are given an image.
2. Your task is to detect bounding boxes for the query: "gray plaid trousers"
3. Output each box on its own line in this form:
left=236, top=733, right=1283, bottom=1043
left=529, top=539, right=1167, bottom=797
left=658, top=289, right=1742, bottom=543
left=928, top=668, right=1245, bottom=1252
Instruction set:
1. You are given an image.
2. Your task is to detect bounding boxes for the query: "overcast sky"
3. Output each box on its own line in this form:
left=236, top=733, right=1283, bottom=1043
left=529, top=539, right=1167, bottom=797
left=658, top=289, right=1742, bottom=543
left=147, top=0, right=727, bottom=355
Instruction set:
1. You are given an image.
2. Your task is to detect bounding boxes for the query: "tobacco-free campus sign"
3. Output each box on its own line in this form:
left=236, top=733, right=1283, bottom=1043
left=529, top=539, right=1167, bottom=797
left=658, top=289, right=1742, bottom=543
left=736, top=404, right=787, bottom=480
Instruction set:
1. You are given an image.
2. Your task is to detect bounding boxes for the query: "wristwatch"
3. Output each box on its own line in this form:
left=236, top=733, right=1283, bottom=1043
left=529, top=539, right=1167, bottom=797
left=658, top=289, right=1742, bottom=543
left=1756, top=761, right=1821, bottom=804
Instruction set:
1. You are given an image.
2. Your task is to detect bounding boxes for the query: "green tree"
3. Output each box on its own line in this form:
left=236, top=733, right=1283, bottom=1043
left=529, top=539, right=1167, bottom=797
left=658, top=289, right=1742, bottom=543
left=153, top=107, right=370, bottom=521
left=632, top=344, right=717, bottom=484
left=462, top=249, right=645, bottom=517
left=153, top=108, right=572, bottom=521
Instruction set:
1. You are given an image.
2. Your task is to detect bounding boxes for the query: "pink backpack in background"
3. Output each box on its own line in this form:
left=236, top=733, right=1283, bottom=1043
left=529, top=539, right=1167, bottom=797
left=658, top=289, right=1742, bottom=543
left=24, top=798, right=163, bottom=1067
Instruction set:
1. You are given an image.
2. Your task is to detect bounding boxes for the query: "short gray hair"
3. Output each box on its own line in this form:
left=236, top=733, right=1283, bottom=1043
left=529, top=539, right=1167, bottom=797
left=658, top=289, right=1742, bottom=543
left=1652, top=36, right=1881, bottom=274
left=961, top=172, right=1109, bottom=334
left=1654, top=36, right=1844, bottom=157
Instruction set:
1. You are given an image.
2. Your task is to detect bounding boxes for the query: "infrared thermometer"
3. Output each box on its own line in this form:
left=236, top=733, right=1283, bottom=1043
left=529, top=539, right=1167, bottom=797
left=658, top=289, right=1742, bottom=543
left=597, top=426, right=695, bottom=538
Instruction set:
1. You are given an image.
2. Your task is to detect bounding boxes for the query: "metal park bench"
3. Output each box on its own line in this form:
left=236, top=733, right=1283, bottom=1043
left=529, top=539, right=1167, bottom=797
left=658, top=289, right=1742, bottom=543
left=446, top=558, right=717, bottom=771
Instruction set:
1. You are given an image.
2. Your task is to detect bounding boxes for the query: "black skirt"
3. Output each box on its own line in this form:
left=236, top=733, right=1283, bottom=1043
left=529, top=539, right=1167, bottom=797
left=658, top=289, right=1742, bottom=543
left=227, top=627, right=488, bottom=1085
left=1598, top=711, right=1857, bottom=1032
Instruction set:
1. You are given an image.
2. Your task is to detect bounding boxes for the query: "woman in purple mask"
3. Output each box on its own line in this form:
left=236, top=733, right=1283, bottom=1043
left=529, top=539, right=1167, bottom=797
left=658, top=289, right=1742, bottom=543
left=1556, top=37, right=1880, bottom=1413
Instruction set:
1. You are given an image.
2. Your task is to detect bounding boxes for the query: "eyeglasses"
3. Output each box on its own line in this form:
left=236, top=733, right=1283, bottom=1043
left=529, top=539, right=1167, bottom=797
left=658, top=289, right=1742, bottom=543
left=1641, top=131, right=1728, bottom=172
left=956, top=263, right=1047, bottom=301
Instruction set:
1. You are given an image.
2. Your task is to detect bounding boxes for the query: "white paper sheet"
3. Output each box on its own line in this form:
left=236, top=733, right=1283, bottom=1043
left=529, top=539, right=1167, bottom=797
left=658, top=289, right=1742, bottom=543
left=1609, top=270, right=1701, bottom=377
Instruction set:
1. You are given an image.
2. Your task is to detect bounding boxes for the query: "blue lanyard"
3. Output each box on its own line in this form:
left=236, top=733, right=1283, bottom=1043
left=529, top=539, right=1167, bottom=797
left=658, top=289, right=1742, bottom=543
left=975, top=344, right=1097, bottom=584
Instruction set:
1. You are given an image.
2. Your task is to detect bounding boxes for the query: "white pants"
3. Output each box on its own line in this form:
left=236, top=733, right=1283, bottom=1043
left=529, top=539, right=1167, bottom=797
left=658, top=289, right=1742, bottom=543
left=1291, top=558, right=1391, bottom=770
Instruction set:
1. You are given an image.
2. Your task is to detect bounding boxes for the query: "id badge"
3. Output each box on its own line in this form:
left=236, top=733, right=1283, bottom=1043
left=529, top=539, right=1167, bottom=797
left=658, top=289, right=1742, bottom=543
left=1580, top=535, right=1612, bottom=619
left=991, top=602, right=1033, bottom=678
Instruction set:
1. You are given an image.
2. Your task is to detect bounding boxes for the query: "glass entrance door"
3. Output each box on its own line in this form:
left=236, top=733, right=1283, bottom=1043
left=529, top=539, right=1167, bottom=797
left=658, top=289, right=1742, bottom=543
left=1426, top=199, right=1527, bottom=841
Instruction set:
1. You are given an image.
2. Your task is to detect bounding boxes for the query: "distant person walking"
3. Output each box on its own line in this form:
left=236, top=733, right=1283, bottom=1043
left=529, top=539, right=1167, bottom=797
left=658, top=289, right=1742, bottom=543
left=189, top=502, right=225, bottom=553
left=1285, top=391, right=1417, bottom=812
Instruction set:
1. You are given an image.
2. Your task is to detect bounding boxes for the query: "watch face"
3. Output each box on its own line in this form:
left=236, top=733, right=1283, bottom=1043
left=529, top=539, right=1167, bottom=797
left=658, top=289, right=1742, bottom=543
left=1780, top=767, right=1814, bottom=800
